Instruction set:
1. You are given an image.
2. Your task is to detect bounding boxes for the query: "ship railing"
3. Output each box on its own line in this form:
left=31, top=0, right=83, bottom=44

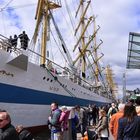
left=0, top=34, right=24, bottom=56
left=50, top=65, right=108, bottom=96
left=28, top=48, right=110, bottom=98
left=0, top=34, right=11, bottom=51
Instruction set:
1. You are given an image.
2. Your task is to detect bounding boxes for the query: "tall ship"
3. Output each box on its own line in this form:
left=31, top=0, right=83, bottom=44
left=0, top=0, right=116, bottom=130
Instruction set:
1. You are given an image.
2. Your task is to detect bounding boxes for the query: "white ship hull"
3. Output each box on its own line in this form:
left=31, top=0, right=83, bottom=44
left=0, top=49, right=111, bottom=128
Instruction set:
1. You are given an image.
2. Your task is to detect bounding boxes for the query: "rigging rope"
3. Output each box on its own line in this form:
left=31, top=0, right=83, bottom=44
left=44, top=66, right=76, bottom=98
left=64, top=0, right=75, bottom=31
left=27, top=48, right=76, bottom=97
left=1, top=12, right=6, bottom=36
left=59, top=8, right=75, bottom=39
left=49, top=10, right=74, bottom=68
left=50, top=29, right=68, bottom=63
left=0, top=0, right=14, bottom=11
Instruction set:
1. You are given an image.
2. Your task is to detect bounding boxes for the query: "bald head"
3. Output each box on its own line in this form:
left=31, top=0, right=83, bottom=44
left=118, top=103, right=125, bottom=111
left=0, top=112, right=11, bottom=128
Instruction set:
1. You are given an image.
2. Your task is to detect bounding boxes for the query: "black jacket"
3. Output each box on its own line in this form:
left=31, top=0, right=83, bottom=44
left=0, top=123, right=19, bottom=140
left=118, top=116, right=140, bottom=140
left=18, top=129, right=33, bottom=140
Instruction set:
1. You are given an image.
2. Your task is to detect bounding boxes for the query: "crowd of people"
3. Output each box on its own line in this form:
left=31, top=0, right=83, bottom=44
left=47, top=102, right=140, bottom=140
left=7, top=31, right=29, bottom=52
left=1, top=101, right=140, bottom=140
left=0, top=109, right=34, bottom=140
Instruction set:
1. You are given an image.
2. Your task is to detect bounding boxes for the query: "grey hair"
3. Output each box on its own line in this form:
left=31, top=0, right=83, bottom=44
left=118, top=103, right=125, bottom=111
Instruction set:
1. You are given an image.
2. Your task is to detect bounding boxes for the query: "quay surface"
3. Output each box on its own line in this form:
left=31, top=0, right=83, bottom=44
left=34, top=128, right=114, bottom=140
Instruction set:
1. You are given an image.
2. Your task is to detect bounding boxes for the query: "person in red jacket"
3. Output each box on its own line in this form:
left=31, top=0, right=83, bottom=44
left=109, top=103, right=125, bottom=140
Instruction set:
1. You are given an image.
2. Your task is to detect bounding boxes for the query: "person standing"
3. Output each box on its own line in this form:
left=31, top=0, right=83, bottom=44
left=48, top=102, right=62, bottom=140
left=117, top=103, right=140, bottom=140
left=12, top=34, right=18, bottom=49
left=7, top=36, right=13, bottom=52
left=75, top=105, right=84, bottom=134
left=19, top=31, right=29, bottom=50
left=95, top=109, right=109, bottom=140
left=109, top=103, right=125, bottom=140
left=59, top=106, right=70, bottom=140
left=68, top=108, right=79, bottom=140
left=0, top=111, right=19, bottom=140
left=91, top=104, right=98, bottom=126
left=107, top=103, right=118, bottom=120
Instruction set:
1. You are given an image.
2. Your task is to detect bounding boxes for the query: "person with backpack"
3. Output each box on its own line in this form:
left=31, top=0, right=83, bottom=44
left=48, top=102, right=62, bottom=140
left=59, top=106, right=70, bottom=140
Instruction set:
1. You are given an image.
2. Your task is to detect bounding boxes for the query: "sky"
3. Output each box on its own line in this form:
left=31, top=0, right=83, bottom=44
left=0, top=0, right=140, bottom=99
left=93, top=0, right=140, bottom=96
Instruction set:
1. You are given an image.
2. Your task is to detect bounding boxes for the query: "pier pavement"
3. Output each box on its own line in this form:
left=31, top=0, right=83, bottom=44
left=34, top=127, right=114, bottom=140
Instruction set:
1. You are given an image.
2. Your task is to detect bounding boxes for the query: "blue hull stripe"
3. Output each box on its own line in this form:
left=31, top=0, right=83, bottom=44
left=0, top=83, right=107, bottom=106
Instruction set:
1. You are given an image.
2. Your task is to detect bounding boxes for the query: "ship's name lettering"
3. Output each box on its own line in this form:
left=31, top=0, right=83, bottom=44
left=49, top=86, right=59, bottom=91
left=0, top=70, right=14, bottom=77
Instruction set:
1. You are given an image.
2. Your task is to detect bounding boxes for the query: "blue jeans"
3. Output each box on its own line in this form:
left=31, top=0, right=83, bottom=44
left=51, top=131, right=62, bottom=140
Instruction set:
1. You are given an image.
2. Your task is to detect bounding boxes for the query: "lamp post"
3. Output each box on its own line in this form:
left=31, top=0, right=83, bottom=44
left=123, top=72, right=126, bottom=103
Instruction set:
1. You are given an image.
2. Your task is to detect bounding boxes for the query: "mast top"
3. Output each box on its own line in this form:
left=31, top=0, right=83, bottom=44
left=35, top=0, right=62, bottom=20
left=48, top=0, right=61, bottom=9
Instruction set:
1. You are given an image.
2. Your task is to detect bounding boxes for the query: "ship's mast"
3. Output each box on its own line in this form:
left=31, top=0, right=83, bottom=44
left=81, top=0, right=86, bottom=79
left=93, top=20, right=104, bottom=86
left=105, top=65, right=118, bottom=99
left=74, top=0, right=93, bottom=79
left=33, top=0, right=61, bottom=65
left=93, top=21, right=98, bottom=84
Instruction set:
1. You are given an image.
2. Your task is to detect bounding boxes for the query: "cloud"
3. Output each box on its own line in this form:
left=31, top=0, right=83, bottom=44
left=0, top=0, right=140, bottom=94
left=5, top=8, right=22, bottom=29
left=92, top=0, right=140, bottom=90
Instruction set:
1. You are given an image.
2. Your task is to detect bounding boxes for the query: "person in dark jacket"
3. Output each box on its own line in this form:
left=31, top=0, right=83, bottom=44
left=117, top=102, right=140, bottom=140
left=16, top=125, right=34, bottom=140
left=48, top=102, right=62, bottom=140
left=68, top=107, right=79, bottom=140
left=0, top=111, right=19, bottom=140
left=19, top=31, right=29, bottom=50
